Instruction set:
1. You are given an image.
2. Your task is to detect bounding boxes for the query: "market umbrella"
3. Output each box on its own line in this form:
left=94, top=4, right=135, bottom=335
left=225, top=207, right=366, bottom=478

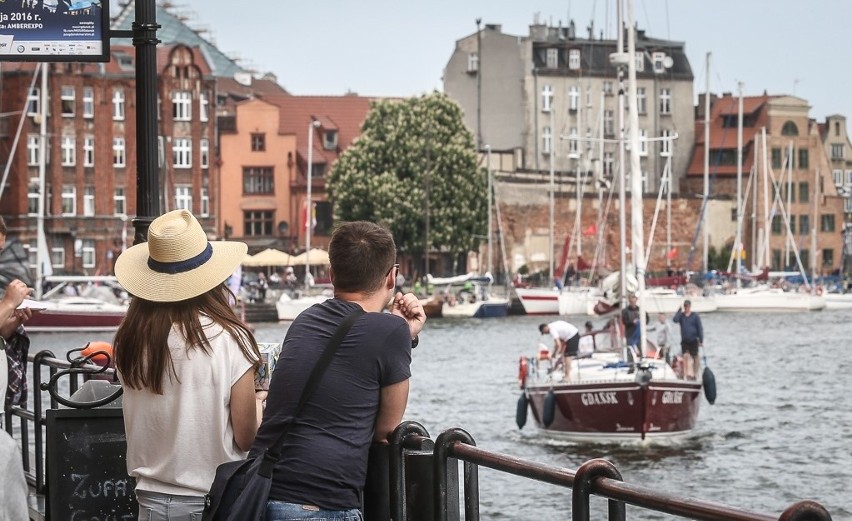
left=290, top=248, right=330, bottom=266
left=242, top=248, right=294, bottom=267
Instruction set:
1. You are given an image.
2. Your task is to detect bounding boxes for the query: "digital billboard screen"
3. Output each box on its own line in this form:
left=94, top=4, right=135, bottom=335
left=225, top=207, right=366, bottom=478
left=0, top=0, right=110, bottom=62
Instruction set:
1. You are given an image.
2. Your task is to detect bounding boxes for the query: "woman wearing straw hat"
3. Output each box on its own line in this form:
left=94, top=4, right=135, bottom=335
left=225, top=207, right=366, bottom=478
left=113, top=210, right=264, bottom=520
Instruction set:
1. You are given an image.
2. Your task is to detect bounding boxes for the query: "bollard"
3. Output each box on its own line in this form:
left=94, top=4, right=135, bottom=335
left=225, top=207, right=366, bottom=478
left=389, top=422, right=432, bottom=521
left=572, top=458, right=625, bottom=521
left=778, top=500, right=833, bottom=521
left=364, top=443, right=391, bottom=521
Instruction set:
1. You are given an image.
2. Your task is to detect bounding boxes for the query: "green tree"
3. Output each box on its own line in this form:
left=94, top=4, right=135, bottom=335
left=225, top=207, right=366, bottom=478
left=328, top=92, right=486, bottom=262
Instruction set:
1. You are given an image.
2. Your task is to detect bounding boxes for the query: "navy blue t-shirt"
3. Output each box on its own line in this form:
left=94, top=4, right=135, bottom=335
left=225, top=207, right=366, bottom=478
left=251, top=298, right=412, bottom=510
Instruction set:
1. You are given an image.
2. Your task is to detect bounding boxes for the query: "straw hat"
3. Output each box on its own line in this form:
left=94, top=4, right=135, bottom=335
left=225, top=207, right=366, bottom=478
left=114, top=210, right=247, bottom=302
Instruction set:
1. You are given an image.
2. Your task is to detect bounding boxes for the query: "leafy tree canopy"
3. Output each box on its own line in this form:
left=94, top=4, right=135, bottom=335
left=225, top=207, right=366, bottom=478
left=328, top=92, right=486, bottom=260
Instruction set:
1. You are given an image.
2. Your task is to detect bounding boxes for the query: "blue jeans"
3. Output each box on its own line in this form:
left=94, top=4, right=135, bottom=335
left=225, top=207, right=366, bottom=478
left=265, top=501, right=363, bottom=521
left=136, top=490, right=205, bottom=520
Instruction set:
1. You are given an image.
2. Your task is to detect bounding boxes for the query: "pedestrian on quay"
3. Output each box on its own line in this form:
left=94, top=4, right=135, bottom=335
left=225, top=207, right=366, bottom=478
left=539, top=320, right=581, bottom=378
left=113, top=209, right=265, bottom=520
left=251, top=221, right=425, bottom=520
left=673, top=299, right=704, bottom=379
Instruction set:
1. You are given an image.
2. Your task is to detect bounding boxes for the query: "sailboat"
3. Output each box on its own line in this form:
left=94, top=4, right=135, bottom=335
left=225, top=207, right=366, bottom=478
left=518, top=3, right=709, bottom=440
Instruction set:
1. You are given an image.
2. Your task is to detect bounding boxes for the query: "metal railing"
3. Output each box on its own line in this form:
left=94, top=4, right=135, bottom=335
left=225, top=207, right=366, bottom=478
left=375, top=421, right=833, bottom=521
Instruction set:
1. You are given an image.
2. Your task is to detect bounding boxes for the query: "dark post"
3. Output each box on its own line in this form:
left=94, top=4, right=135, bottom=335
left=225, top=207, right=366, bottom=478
left=131, top=0, right=161, bottom=244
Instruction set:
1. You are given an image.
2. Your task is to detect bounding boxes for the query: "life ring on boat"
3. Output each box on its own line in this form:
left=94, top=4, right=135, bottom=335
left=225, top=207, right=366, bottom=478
left=518, top=356, right=528, bottom=389
left=537, top=344, right=550, bottom=361
left=81, top=341, right=114, bottom=367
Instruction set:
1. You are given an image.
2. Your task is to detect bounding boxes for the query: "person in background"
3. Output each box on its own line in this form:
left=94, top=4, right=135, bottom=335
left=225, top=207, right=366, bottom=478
left=577, top=320, right=596, bottom=356
left=113, top=210, right=265, bottom=520
left=621, top=293, right=649, bottom=355
left=653, top=312, right=674, bottom=363
left=673, top=299, right=704, bottom=380
left=252, top=221, right=425, bottom=520
left=539, top=320, right=580, bottom=377
left=395, top=268, right=405, bottom=295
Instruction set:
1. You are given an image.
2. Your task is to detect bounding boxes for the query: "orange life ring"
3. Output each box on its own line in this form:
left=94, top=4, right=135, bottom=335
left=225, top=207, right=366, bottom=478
left=518, top=356, right=528, bottom=389
left=81, top=341, right=114, bottom=366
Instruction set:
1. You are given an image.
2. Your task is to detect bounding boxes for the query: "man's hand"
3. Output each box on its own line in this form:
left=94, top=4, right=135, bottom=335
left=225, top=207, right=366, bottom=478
left=2, top=279, right=32, bottom=309
left=0, top=307, right=32, bottom=340
left=392, top=292, right=426, bottom=341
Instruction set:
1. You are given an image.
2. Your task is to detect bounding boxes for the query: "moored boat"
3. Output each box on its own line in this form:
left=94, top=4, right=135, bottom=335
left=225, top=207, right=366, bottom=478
left=25, top=296, right=127, bottom=332
left=275, top=292, right=332, bottom=321
left=712, top=286, right=825, bottom=312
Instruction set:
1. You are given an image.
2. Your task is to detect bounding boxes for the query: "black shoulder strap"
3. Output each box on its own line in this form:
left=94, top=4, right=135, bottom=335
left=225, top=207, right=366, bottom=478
left=263, top=307, right=365, bottom=460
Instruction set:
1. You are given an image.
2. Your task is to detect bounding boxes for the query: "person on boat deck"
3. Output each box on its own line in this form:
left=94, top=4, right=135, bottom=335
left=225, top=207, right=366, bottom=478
left=251, top=221, right=425, bottom=521
left=112, top=210, right=264, bottom=520
left=653, top=312, right=674, bottom=363
left=673, top=299, right=704, bottom=380
left=539, top=320, right=580, bottom=377
left=577, top=320, right=596, bottom=356
left=621, top=293, right=648, bottom=354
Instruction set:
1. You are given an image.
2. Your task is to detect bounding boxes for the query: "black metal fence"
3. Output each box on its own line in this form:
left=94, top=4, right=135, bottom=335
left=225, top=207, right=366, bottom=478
left=4, top=352, right=835, bottom=521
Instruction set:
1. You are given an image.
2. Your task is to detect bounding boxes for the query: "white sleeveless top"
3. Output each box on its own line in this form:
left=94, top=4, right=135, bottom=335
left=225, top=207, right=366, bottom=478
left=120, top=318, right=255, bottom=496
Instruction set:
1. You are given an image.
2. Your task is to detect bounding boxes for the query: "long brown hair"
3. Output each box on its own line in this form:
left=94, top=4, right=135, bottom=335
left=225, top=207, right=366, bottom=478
left=114, top=283, right=260, bottom=394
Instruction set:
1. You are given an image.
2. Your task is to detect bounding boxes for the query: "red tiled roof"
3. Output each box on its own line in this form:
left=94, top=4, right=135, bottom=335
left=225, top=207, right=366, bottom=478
left=265, top=95, right=374, bottom=167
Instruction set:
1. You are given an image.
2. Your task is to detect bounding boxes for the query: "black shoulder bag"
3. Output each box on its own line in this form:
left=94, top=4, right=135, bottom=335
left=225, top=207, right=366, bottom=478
left=202, top=308, right=365, bottom=521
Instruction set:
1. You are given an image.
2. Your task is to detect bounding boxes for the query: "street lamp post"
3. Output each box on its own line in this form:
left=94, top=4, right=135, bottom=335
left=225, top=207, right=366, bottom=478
left=305, top=119, right=320, bottom=290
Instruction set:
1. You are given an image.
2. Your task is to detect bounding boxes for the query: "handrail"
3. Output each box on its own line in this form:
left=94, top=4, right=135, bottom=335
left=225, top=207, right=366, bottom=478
left=398, top=425, right=834, bottom=521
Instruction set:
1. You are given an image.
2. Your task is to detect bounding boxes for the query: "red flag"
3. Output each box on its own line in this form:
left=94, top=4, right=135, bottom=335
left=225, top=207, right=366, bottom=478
left=666, top=248, right=679, bottom=261
left=577, top=255, right=592, bottom=271
left=582, top=223, right=598, bottom=236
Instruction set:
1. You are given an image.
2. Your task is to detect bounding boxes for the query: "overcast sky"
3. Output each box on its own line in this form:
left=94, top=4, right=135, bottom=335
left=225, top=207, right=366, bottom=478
left=130, top=0, right=851, bottom=121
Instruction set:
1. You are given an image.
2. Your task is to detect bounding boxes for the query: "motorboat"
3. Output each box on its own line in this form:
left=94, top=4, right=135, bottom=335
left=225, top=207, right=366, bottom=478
left=712, top=286, right=825, bottom=312
left=25, top=296, right=127, bottom=332
left=428, top=272, right=509, bottom=319
left=275, top=291, right=332, bottom=321
left=641, top=288, right=717, bottom=314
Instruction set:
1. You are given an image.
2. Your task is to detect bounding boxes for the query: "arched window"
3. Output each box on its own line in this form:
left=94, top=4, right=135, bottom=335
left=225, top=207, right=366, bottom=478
left=781, top=121, right=799, bottom=136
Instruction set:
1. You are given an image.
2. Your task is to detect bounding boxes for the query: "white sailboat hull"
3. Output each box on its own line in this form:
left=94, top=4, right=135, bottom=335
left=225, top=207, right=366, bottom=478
left=514, top=288, right=559, bottom=315
left=714, top=288, right=825, bottom=312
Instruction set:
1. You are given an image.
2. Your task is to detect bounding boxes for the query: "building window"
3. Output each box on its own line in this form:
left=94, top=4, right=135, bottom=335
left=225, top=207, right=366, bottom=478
left=833, top=169, right=844, bottom=186
left=771, top=215, right=782, bottom=235
left=639, top=128, right=648, bottom=156
left=781, top=121, right=799, bottom=136
left=82, top=239, right=96, bottom=268
left=542, top=126, right=552, bottom=155
left=798, top=182, right=809, bottom=203
left=660, top=129, right=672, bottom=157
left=83, top=136, right=95, bottom=167
left=789, top=215, right=796, bottom=234
left=798, top=149, right=809, bottom=169
left=83, top=186, right=95, bottom=216
left=61, top=185, right=76, bottom=216
left=27, top=135, right=40, bottom=165
left=51, top=247, right=65, bottom=269
left=61, top=86, right=75, bottom=117
left=568, top=127, right=579, bottom=156
left=634, top=52, right=645, bottom=72
left=603, top=80, right=613, bottom=96
left=467, top=52, right=478, bottom=73
left=113, top=88, right=125, bottom=120
left=603, top=151, right=614, bottom=176
left=113, top=137, right=126, bottom=167
left=199, top=92, right=209, bottom=122
left=172, top=91, right=192, bottom=121
left=27, top=88, right=40, bottom=117
left=831, top=143, right=844, bottom=159
left=243, top=167, right=274, bottom=194
left=244, top=210, right=273, bottom=236
left=771, top=148, right=782, bottom=168
left=174, top=185, right=192, bottom=211
left=821, top=214, right=836, bottom=232
left=200, top=138, right=210, bottom=168
left=114, top=188, right=126, bottom=216
left=61, top=135, right=76, bottom=166
left=323, top=130, right=338, bottom=150
left=799, top=215, right=810, bottom=235
left=637, top=87, right=647, bottom=114
left=659, top=88, right=671, bottom=115
left=568, top=49, right=581, bottom=70
left=28, top=178, right=39, bottom=215
left=568, top=85, right=579, bottom=111
left=251, top=133, right=266, bottom=152
left=604, top=110, right=614, bottom=137
left=27, top=240, right=36, bottom=268
left=82, top=87, right=94, bottom=119
left=823, top=248, right=834, bottom=267
left=173, top=138, right=192, bottom=168
left=652, top=52, right=666, bottom=73
left=546, top=48, right=558, bottom=68
left=771, top=249, right=781, bottom=270
left=200, top=187, right=210, bottom=217
left=541, top=85, right=553, bottom=112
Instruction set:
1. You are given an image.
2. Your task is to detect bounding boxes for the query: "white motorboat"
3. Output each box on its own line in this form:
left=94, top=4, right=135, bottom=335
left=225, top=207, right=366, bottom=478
left=713, top=286, right=825, bottom=312
left=275, top=292, right=332, bottom=321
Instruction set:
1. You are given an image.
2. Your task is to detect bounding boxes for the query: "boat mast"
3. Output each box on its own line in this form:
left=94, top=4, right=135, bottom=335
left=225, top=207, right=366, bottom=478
left=735, top=83, right=744, bottom=287
left=626, top=0, right=647, bottom=353
left=35, top=63, right=49, bottom=301
left=549, top=108, right=555, bottom=285
left=702, top=53, right=711, bottom=273
left=487, top=144, right=493, bottom=276
left=616, top=0, right=628, bottom=309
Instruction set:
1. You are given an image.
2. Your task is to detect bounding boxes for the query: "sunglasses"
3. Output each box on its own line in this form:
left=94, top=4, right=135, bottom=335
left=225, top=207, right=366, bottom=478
left=386, top=263, right=400, bottom=277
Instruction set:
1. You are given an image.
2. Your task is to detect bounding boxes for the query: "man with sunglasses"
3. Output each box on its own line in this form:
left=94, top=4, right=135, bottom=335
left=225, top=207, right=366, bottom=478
left=253, top=221, right=425, bottom=520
